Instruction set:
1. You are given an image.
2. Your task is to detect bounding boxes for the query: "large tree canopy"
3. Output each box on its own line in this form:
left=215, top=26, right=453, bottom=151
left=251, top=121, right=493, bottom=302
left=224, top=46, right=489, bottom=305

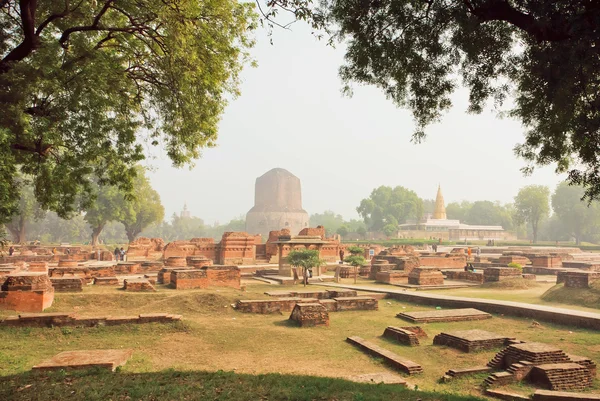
left=357, top=185, right=423, bottom=232
left=262, top=0, right=600, bottom=199
left=0, top=0, right=256, bottom=221
left=514, top=184, right=549, bottom=243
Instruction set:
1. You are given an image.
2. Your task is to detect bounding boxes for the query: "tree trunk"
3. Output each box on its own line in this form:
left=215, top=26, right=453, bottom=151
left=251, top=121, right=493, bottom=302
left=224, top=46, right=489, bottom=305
left=7, top=216, right=26, bottom=243
left=532, top=221, right=538, bottom=243
left=125, top=226, right=138, bottom=242
left=17, top=219, right=26, bottom=244
left=91, top=224, right=104, bottom=246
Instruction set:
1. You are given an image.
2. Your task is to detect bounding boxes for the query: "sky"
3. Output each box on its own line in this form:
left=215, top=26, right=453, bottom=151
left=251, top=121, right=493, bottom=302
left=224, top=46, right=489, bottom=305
left=145, top=23, right=566, bottom=225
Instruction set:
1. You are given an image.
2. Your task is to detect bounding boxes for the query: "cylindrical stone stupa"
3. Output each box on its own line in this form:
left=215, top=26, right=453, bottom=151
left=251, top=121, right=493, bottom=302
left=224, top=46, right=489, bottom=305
left=245, top=168, right=309, bottom=238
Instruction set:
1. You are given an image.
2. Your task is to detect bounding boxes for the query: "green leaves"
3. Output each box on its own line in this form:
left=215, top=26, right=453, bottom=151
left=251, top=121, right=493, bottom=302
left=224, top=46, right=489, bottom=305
left=357, top=185, right=422, bottom=232
left=513, top=185, right=550, bottom=243
left=0, top=0, right=257, bottom=222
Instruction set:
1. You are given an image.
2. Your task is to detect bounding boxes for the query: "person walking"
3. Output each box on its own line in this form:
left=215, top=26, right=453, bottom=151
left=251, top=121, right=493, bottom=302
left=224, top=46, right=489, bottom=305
left=339, top=249, right=345, bottom=264
left=120, top=247, right=126, bottom=262
left=114, top=247, right=120, bottom=261
left=8, top=246, right=14, bottom=256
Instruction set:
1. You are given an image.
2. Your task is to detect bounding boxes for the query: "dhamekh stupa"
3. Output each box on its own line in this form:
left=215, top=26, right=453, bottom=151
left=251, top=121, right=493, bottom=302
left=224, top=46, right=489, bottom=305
left=245, top=168, right=309, bottom=238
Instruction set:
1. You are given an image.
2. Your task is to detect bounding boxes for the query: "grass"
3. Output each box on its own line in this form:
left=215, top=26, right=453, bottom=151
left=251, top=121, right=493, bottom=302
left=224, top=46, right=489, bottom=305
left=542, top=282, right=600, bottom=310
left=0, top=369, right=488, bottom=401
left=1, top=282, right=599, bottom=399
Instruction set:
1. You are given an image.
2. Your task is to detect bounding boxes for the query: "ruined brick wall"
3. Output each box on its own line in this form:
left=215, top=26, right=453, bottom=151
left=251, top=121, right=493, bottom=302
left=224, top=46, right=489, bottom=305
left=172, top=266, right=240, bottom=289
left=563, top=272, right=600, bottom=288
left=298, top=226, right=325, bottom=239
left=265, top=228, right=290, bottom=258
left=289, top=303, right=329, bottom=327
left=444, top=270, right=484, bottom=283
left=375, top=271, right=409, bottom=284
left=529, top=255, right=563, bottom=268
left=163, top=238, right=216, bottom=260
left=205, top=266, right=240, bottom=289
left=126, top=237, right=165, bottom=259
left=419, top=255, right=466, bottom=269
left=217, top=232, right=255, bottom=265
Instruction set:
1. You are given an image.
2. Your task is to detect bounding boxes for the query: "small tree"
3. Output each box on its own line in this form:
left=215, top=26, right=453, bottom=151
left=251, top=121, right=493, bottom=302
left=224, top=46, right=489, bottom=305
left=345, top=246, right=367, bottom=283
left=286, top=249, right=325, bottom=287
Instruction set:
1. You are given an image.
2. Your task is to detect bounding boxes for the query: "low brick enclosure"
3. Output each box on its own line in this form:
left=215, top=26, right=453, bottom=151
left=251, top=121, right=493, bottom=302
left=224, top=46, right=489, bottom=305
left=235, top=296, right=379, bottom=314
left=0, top=312, right=182, bottom=327
left=383, top=326, right=426, bottom=346
left=529, top=255, right=563, bottom=268
left=28, top=261, right=49, bottom=273
left=408, top=267, right=444, bottom=285
left=0, top=273, right=54, bottom=312
left=369, top=262, right=394, bottom=280
left=289, top=303, right=329, bottom=327
left=50, top=277, right=83, bottom=292
left=443, top=270, right=484, bottom=283
left=94, top=277, right=119, bottom=286
left=489, top=343, right=572, bottom=369
left=433, top=329, right=513, bottom=352
left=123, top=279, right=156, bottom=292
left=170, top=266, right=241, bottom=290
left=533, top=389, right=600, bottom=400
left=483, top=267, right=522, bottom=282
left=397, top=308, right=492, bottom=323
left=498, top=255, right=531, bottom=265
left=346, top=336, right=423, bottom=375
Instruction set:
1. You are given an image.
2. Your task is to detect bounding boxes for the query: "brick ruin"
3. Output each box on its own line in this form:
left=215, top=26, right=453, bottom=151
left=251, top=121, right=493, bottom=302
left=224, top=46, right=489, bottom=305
left=486, top=342, right=597, bottom=392
left=346, top=336, right=423, bottom=375
left=170, top=266, right=241, bottom=290
left=408, top=267, right=444, bottom=286
left=123, top=279, right=156, bottom=292
left=383, top=326, right=427, bottom=346
left=0, top=273, right=54, bottom=312
left=289, top=303, right=329, bottom=327
left=126, top=237, right=165, bottom=260
left=0, top=312, right=181, bottom=327
left=483, top=266, right=522, bottom=282
left=397, top=308, right=492, bottom=323
left=433, top=329, right=513, bottom=352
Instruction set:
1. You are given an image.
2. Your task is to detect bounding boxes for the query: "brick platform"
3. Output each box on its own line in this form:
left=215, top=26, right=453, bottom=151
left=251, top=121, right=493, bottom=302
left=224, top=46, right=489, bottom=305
left=94, top=276, right=119, bottom=286
left=562, top=271, right=600, bottom=288
left=0, top=273, right=54, bottom=312
left=533, top=390, right=600, bottom=400
left=123, top=279, right=156, bottom=292
left=383, top=326, right=423, bottom=346
left=488, top=343, right=572, bottom=369
left=530, top=363, right=593, bottom=391
left=408, top=267, right=444, bottom=286
left=483, top=267, right=522, bottom=282
left=50, top=277, right=83, bottom=292
left=33, top=349, right=133, bottom=372
left=397, top=308, right=491, bottom=323
left=433, top=329, right=512, bottom=352
left=235, top=298, right=314, bottom=313
left=346, top=336, right=423, bottom=375
left=347, top=372, right=408, bottom=386
left=289, top=303, right=329, bottom=327
left=171, top=266, right=240, bottom=289
left=0, top=312, right=181, bottom=327
left=443, top=270, right=484, bottom=283
left=375, top=271, right=409, bottom=285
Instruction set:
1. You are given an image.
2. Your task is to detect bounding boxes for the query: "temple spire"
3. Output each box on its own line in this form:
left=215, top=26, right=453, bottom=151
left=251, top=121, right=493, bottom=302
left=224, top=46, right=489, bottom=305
left=433, top=185, right=447, bottom=220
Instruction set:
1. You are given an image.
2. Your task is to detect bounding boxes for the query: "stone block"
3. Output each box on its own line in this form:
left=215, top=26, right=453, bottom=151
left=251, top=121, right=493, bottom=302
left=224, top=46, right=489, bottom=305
left=397, top=308, right=491, bottom=323
left=533, top=390, right=600, bottom=401
left=376, top=271, right=409, bottom=284
left=484, top=267, right=522, bottom=282
left=0, top=273, right=54, bottom=312
left=346, top=336, right=423, bottom=375
left=94, top=276, right=119, bottom=286
left=383, top=326, right=421, bottom=346
left=33, top=349, right=133, bottom=372
left=433, top=329, right=513, bottom=352
left=50, top=277, right=83, bottom=292
left=123, top=279, right=156, bottom=292
left=334, top=296, right=378, bottom=311
left=408, top=267, right=444, bottom=285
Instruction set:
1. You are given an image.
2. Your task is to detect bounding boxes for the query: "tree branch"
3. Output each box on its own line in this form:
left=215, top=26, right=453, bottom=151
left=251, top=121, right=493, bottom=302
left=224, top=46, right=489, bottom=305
left=466, top=0, right=571, bottom=42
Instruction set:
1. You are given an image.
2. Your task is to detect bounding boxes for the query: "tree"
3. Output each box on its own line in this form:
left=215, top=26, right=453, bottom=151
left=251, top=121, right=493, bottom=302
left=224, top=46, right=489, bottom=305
left=120, top=170, right=164, bottom=242
left=356, top=226, right=367, bottom=239
left=336, top=225, right=349, bottom=238
left=4, top=182, right=45, bottom=243
left=84, top=183, right=128, bottom=246
left=514, top=185, right=550, bottom=243
left=552, top=182, right=600, bottom=245
left=344, top=246, right=366, bottom=284
left=310, top=211, right=345, bottom=236
left=0, top=1, right=257, bottom=223
left=357, top=186, right=423, bottom=232
left=262, top=0, right=600, bottom=200
left=286, top=249, right=325, bottom=286
left=446, top=201, right=473, bottom=222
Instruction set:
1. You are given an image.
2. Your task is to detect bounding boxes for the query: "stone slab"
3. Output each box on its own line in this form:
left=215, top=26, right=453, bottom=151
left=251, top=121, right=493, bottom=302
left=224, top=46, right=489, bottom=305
left=396, top=308, right=491, bottom=323
left=485, top=389, right=531, bottom=401
left=346, top=336, right=423, bottom=375
left=533, top=390, right=600, bottom=400
left=33, top=349, right=133, bottom=371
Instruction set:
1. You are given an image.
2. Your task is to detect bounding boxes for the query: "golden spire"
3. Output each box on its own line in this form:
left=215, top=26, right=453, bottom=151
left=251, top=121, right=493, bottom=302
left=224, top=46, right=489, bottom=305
left=433, top=184, right=447, bottom=220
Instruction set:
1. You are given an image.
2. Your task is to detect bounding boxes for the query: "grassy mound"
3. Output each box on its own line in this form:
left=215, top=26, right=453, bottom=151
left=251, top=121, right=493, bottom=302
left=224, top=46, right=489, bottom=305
left=542, top=282, right=600, bottom=309
left=480, top=278, right=539, bottom=290
left=0, top=369, right=485, bottom=401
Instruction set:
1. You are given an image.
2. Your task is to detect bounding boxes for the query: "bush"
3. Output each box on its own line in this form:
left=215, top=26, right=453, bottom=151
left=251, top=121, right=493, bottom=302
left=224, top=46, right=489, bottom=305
left=507, top=262, right=523, bottom=272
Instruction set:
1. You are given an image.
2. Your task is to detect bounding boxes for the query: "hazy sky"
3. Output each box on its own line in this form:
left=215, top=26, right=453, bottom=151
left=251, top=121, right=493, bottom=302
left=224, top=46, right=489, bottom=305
left=146, top=23, right=566, bottom=225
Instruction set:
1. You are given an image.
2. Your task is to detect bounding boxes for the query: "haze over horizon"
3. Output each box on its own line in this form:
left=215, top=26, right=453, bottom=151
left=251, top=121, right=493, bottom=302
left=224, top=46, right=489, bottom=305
left=145, top=23, right=566, bottom=225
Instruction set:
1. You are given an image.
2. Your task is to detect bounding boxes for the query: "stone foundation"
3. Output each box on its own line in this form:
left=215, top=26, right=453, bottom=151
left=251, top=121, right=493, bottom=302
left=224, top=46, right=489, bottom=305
left=346, top=336, right=423, bottom=375
left=333, top=296, right=378, bottom=311
left=397, top=308, right=491, bottom=323
left=530, top=363, right=593, bottom=391
left=383, top=326, right=422, bottom=346
left=171, top=266, right=240, bottom=290
left=443, top=270, right=484, bottom=283
left=533, top=390, right=600, bottom=400
left=1, top=312, right=181, bottom=327
left=419, top=255, right=466, bottom=269
left=562, top=271, right=600, bottom=288
left=289, top=303, right=329, bottom=327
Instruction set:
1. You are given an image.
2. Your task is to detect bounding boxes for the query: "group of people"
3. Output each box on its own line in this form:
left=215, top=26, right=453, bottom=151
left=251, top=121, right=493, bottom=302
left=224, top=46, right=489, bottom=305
left=114, top=247, right=126, bottom=261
